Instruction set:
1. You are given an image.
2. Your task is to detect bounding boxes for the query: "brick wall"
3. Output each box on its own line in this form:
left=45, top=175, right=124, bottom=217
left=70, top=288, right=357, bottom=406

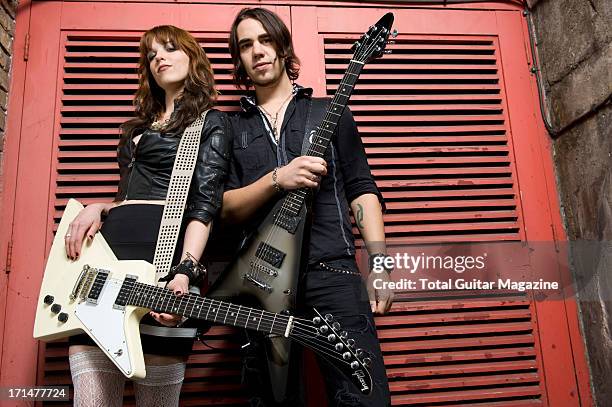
left=0, top=0, right=16, bottom=198
left=528, top=0, right=612, bottom=403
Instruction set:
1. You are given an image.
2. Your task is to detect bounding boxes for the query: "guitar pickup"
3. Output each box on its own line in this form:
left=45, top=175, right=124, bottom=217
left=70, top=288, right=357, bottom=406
left=273, top=213, right=300, bottom=234
left=86, top=269, right=109, bottom=304
left=243, top=274, right=272, bottom=292
left=114, top=275, right=138, bottom=310
left=255, top=243, right=285, bottom=268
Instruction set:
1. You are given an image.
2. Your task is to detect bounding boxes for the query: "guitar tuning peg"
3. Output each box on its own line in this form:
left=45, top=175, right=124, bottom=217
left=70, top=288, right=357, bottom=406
left=332, top=322, right=340, bottom=330
left=335, top=343, right=344, bottom=351
left=347, top=339, right=355, bottom=348
left=392, top=29, right=399, bottom=38
left=340, top=331, right=348, bottom=339
left=319, top=325, right=329, bottom=334
left=384, top=50, right=393, bottom=55
left=356, top=348, right=364, bottom=357
left=350, top=361, right=360, bottom=369
left=324, top=313, right=333, bottom=322
left=343, top=351, right=352, bottom=360
left=387, top=40, right=396, bottom=45
left=363, top=357, right=372, bottom=368
left=313, top=316, right=321, bottom=325
left=327, top=334, right=337, bottom=342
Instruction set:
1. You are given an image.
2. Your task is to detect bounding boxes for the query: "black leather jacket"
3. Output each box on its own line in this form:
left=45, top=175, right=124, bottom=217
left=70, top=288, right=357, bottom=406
left=115, top=109, right=232, bottom=225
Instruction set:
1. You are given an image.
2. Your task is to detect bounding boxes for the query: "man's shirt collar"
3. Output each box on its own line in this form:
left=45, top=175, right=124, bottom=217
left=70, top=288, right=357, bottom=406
left=239, top=83, right=313, bottom=113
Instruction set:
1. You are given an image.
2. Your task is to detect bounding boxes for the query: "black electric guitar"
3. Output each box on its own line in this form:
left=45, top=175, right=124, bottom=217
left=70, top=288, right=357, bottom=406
left=207, top=13, right=395, bottom=401
left=33, top=199, right=372, bottom=393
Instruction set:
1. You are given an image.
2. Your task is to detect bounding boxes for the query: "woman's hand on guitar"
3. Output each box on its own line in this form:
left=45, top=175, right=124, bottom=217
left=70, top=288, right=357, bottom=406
left=65, top=202, right=109, bottom=260
left=150, top=274, right=189, bottom=327
left=277, top=156, right=327, bottom=190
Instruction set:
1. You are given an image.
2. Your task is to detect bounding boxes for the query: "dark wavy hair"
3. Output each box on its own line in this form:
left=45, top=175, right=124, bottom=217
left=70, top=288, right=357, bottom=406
left=228, top=8, right=300, bottom=89
left=121, top=25, right=218, bottom=139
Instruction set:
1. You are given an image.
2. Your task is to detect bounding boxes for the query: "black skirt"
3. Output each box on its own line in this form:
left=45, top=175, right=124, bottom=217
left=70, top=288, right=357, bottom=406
left=69, top=204, right=195, bottom=356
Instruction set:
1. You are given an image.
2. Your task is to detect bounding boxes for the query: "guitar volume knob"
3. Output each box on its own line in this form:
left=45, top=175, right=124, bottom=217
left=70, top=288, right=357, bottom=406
left=58, top=313, right=69, bottom=323
left=43, top=295, right=54, bottom=305
left=51, top=304, right=61, bottom=314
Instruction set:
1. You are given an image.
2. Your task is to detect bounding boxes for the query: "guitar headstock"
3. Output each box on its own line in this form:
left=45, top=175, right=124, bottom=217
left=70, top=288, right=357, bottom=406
left=352, top=12, right=396, bottom=64
left=310, top=309, right=374, bottom=395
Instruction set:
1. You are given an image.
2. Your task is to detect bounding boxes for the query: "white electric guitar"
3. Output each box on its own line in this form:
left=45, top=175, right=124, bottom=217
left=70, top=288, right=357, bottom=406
left=33, top=199, right=373, bottom=394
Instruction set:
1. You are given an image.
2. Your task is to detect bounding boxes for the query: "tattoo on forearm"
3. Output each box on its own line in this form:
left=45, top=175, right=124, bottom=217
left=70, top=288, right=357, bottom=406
left=356, top=203, right=364, bottom=228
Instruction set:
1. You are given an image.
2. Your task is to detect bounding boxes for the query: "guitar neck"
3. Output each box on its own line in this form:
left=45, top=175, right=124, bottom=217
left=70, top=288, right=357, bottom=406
left=304, top=60, right=364, bottom=158
left=277, top=60, right=365, bottom=219
left=127, top=282, right=291, bottom=337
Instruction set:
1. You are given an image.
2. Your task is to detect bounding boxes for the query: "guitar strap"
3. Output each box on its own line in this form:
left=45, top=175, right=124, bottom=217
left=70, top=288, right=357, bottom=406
left=302, top=97, right=330, bottom=155
left=153, top=110, right=209, bottom=283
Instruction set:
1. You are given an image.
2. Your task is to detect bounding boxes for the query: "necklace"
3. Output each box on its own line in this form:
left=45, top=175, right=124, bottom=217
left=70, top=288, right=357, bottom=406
left=150, top=118, right=170, bottom=131
left=258, top=92, right=294, bottom=139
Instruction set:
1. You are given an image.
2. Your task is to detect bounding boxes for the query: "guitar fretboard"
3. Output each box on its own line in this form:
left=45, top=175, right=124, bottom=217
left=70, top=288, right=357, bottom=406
left=126, top=281, right=290, bottom=336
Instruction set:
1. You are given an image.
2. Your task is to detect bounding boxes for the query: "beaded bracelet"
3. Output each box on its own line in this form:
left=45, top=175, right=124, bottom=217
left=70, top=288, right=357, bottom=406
left=272, top=167, right=283, bottom=193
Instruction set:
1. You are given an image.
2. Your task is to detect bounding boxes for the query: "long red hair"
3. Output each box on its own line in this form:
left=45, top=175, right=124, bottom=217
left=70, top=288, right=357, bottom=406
left=122, top=25, right=218, bottom=139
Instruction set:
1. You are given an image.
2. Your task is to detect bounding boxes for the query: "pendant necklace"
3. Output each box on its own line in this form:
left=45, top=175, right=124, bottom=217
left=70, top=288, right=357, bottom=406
left=259, top=92, right=294, bottom=140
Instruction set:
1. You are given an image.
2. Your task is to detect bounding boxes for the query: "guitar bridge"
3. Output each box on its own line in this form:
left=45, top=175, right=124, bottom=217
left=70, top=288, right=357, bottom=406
left=243, top=274, right=272, bottom=292
left=249, top=261, right=278, bottom=277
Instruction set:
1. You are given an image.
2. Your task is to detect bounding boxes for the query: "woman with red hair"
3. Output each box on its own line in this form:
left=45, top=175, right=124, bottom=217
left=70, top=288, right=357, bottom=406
left=64, top=25, right=231, bottom=406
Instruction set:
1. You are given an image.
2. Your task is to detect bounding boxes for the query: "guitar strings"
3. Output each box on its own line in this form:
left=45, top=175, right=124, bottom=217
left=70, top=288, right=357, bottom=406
left=128, top=283, right=356, bottom=359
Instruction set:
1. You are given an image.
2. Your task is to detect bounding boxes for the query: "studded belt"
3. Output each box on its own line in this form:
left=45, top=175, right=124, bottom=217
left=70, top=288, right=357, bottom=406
left=318, top=261, right=362, bottom=277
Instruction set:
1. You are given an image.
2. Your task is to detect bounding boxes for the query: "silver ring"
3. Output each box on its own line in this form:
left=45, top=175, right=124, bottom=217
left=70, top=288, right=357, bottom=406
left=65, top=233, right=72, bottom=238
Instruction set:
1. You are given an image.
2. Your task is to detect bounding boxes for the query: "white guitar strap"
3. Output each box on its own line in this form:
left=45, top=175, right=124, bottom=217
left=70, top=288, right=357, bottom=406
left=153, top=110, right=209, bottom=284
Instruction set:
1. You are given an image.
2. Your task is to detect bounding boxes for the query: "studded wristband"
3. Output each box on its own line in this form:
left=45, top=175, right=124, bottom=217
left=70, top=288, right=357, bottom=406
left=161, top=253, right=207, bottom=285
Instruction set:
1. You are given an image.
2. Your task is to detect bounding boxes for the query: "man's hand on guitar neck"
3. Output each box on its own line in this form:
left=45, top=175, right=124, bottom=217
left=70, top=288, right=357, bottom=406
left=276, top=156, right=328, bottom=190
left=222, top=156, right=327, bottom=224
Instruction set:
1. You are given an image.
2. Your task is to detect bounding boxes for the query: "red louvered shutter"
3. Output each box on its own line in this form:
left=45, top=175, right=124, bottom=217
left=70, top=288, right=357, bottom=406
left=289, top=5, right=574, bottom=405
left=324, top=32, right=542, bottom=406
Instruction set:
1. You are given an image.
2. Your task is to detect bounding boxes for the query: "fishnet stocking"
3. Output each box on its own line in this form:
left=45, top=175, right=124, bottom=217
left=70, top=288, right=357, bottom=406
left=134, top=363, right=186, bottom=407
left=70, top=350, right=125, bottom=407
left=69, top=348, right=186, bottom=407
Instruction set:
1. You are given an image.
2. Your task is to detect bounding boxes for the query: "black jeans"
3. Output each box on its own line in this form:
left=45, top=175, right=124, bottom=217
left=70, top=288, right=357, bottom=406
left=242, top=258, right=391, bottom=406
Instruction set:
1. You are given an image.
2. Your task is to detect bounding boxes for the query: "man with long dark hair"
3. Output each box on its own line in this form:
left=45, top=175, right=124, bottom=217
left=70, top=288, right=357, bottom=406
left=221, top=7, right=392, bottom=406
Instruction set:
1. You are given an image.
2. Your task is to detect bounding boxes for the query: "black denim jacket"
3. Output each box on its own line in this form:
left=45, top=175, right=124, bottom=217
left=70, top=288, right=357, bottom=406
left=115, top=109, right=232, bottom=224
